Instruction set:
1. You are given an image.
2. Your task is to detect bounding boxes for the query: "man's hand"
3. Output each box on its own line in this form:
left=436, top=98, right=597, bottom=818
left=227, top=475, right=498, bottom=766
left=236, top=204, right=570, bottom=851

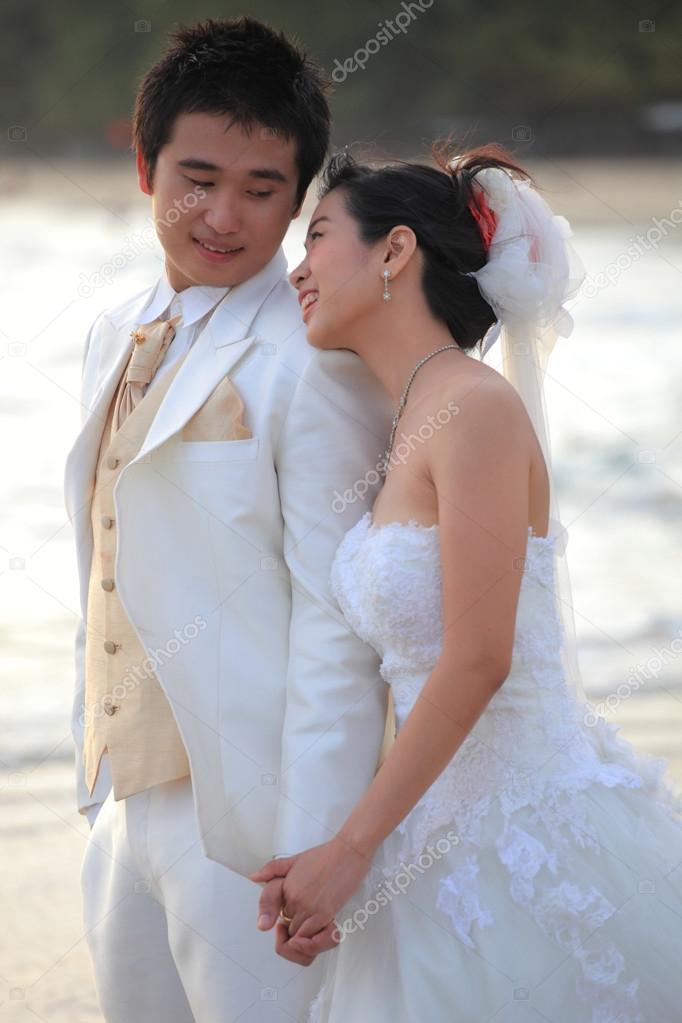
left=251, top=837, right=372, bottom=945
left=254, top=876, right=338, bottom=965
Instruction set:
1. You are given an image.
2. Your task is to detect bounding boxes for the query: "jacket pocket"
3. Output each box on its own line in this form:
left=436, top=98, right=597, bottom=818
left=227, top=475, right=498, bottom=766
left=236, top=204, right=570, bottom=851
left=169, top=437, right=260, bottom=462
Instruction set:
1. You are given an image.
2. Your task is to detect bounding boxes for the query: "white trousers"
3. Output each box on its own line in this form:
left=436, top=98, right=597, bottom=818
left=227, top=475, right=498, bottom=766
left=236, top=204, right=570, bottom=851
left=80, top=775, right=324, bottom=1022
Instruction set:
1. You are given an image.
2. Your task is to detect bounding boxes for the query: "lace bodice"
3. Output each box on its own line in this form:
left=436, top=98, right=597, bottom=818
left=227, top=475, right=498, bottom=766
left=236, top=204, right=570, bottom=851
left=331, top=511, right=562, bottom=708
left=331, top=511, right=577, bottom=757
left=330, top=511, right=679, bottom=863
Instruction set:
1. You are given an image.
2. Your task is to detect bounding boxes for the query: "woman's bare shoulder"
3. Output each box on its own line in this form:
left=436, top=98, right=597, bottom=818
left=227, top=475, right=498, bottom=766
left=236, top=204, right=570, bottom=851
left=430, top=357, right=529, bottom=431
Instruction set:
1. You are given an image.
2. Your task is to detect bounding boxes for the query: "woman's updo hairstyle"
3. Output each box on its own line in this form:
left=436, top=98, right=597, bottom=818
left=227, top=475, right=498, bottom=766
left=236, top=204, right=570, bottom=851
left=317, top=138, right=536, bottom=352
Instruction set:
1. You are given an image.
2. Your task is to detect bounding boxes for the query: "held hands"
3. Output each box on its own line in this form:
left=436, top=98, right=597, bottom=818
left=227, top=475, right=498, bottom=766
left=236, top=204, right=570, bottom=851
left=249, top=835, right=374, bottom=964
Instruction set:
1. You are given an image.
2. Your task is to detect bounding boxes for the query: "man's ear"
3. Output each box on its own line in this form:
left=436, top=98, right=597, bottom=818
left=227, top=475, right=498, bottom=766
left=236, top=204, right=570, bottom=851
left=136, top=149, right=153, bottom=196
left=291, top=190, right=307, bottom=220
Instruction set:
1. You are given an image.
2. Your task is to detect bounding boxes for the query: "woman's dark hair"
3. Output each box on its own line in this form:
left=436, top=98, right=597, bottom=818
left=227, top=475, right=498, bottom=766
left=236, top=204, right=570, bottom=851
left=318, top=140, right=536, bottom=351
left=131, top=16, right=331, bottom=211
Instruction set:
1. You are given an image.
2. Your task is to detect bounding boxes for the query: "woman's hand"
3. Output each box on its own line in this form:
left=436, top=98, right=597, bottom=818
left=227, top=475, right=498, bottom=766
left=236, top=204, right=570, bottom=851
left=250, top=834, right=374, bottom=945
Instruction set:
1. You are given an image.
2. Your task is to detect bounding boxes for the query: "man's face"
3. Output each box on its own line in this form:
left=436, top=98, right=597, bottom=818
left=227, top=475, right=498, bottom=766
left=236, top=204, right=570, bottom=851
left=137, top=112, right=303, bottom=290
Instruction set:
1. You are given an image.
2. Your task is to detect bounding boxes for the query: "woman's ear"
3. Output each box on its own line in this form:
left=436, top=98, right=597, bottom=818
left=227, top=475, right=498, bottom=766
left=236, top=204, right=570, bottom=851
left=384, top=226, right=418, bottom=277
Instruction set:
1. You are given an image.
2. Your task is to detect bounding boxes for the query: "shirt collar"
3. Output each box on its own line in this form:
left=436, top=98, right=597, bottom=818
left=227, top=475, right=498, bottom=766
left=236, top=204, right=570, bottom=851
left=139, top=269, right=231, bottom=328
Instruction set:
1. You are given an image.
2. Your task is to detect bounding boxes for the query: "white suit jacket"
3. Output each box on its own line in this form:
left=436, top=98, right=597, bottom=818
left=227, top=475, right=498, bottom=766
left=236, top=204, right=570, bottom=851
left=64, top=247, right=394, bottom=877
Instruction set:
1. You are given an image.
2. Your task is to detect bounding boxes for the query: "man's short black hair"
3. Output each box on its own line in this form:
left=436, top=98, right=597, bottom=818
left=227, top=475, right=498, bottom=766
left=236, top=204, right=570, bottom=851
left=132, top=16, right=332, bottom=210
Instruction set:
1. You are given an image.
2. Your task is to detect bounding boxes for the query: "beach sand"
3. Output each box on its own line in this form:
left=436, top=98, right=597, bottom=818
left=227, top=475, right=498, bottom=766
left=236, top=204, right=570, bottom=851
left=1, top=760, right=102, bottom=1022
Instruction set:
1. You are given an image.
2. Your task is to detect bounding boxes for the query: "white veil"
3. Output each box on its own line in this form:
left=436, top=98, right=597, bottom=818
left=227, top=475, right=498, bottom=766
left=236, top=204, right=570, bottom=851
left=451, top=160, right=589, bottom=707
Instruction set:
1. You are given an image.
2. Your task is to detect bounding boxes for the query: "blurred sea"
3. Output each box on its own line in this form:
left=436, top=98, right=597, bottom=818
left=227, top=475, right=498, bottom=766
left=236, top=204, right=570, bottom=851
left=1, top=157, right=681, bottom=783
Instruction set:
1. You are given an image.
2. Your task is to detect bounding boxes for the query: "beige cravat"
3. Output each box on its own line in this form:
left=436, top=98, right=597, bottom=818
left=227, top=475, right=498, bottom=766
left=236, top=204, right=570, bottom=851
left=112, top=313, right=182, bottom=432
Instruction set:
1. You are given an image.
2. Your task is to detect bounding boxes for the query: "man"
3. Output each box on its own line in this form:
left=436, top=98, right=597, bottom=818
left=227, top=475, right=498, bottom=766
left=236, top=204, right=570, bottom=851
left=65, top=16, right=391, bottom=1021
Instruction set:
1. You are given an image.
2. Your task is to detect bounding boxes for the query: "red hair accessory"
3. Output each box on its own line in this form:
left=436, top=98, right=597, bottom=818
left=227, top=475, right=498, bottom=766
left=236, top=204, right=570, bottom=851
left=467, top=186, right=498, bottom=252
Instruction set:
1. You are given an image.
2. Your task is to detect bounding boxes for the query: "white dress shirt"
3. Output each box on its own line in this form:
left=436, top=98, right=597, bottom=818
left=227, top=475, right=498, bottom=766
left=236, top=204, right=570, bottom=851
left=136, top=271, right=231, bottom=394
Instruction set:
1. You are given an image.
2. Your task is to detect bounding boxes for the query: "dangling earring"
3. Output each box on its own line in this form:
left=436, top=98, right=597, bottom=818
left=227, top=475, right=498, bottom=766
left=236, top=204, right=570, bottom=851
left=382, top=269, right=392, bottom=302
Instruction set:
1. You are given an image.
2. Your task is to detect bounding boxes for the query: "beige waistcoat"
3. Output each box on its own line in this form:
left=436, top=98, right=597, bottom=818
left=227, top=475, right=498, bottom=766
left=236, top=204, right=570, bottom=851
left=83, top=345, right=252, bottom=801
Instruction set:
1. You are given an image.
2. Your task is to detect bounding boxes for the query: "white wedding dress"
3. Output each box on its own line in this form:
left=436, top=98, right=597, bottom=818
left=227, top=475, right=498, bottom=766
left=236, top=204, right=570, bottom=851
left=307, top=511, right=682, bottom=1023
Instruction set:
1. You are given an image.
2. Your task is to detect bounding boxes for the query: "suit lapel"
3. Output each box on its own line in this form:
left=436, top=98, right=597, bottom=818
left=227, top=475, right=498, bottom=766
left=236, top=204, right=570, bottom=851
left=65, top=247, right=288, bottom=521
left=134, top=329, right=256, bottom=461
left=64, top=318, right=137, bottom=526
left=134, top=247, right=287, bottom=462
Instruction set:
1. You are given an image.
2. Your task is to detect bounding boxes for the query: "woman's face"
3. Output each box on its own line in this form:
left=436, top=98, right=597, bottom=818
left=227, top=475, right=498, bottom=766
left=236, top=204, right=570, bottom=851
left=289, top=189, right=382, bottom=351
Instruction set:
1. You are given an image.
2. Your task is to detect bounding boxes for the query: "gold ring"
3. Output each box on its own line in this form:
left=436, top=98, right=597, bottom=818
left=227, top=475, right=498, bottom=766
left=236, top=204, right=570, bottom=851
left=278, top=910, right=293, bottom=924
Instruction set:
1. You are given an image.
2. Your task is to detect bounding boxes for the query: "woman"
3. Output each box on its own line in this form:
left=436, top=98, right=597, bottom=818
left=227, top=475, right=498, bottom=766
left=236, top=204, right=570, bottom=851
left=252, top=142, right=682, bottom=1021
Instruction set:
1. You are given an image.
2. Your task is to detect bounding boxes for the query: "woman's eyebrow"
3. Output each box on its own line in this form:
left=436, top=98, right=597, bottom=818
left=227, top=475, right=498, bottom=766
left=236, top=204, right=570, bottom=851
left=304, top=216, right=331, bottom=249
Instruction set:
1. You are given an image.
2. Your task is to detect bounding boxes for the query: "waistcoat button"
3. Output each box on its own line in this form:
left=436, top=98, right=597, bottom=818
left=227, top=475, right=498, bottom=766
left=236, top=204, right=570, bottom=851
left=103, top=640, right=119, bottom=654
left=106, top=455, right=120, bottom=469
left=101, top=577, right=115, bottom=592
left=101, top=515, right=115, bottom=528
